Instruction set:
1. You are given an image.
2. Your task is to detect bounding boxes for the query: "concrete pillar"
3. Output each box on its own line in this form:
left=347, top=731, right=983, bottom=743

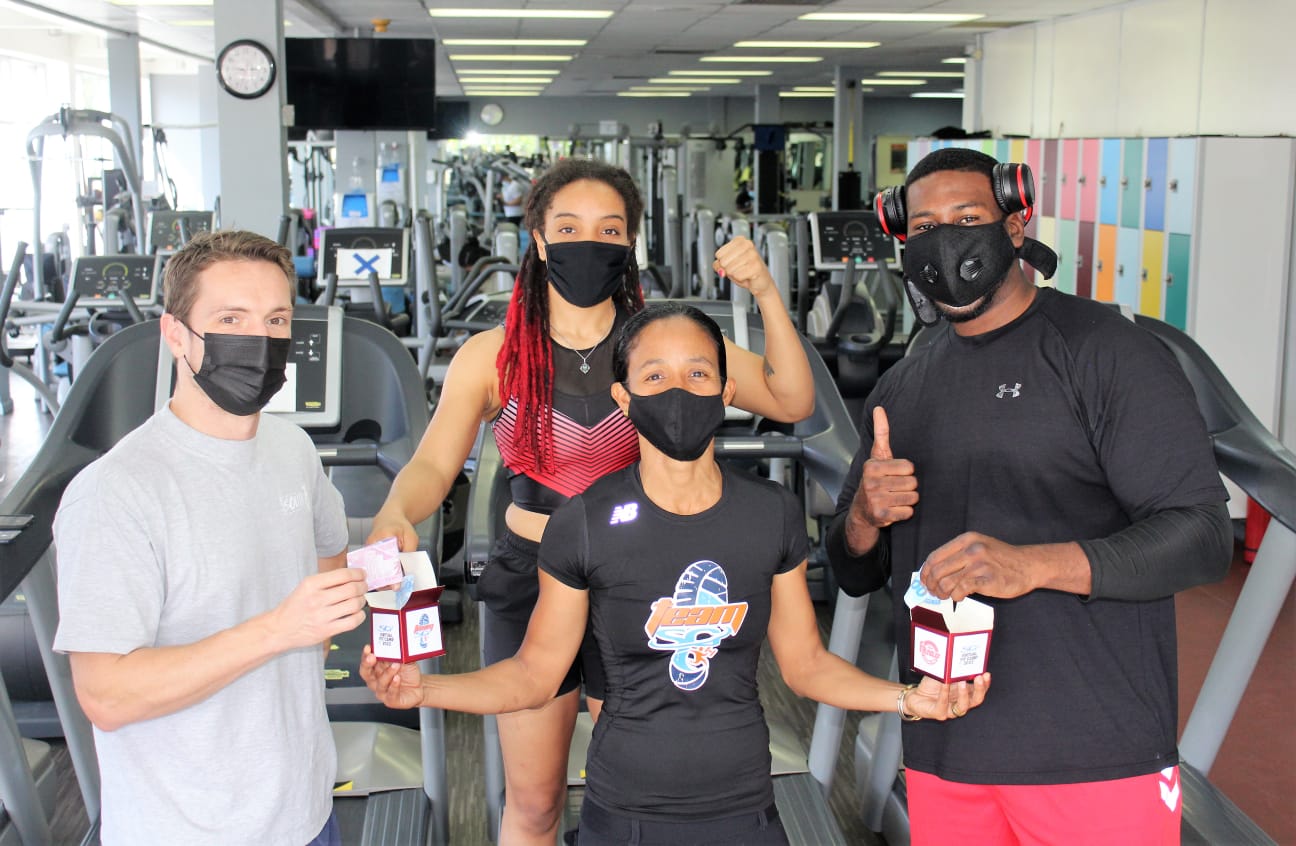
left=213, top=0, right=287, bottom=237
left=754, top=84, right=780, bottom=124
left=106, top=34, right=144, bottom=172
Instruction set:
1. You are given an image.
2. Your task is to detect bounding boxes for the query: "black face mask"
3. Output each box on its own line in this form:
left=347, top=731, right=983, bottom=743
left=541, top=236, right=632, bottom=308
left=181, top=322, right=291, bottom=416
left=628, top=388, right=726, bottom=462
left=900, top=220, right=1019, bottom=326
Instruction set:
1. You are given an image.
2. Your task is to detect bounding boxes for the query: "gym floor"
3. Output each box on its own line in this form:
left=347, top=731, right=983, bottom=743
left=2, top=374, right=1291, bottom=844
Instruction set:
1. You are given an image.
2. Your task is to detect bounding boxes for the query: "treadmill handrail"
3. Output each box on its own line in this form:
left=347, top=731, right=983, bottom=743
left=1133, top=315, right=1296, bottom=533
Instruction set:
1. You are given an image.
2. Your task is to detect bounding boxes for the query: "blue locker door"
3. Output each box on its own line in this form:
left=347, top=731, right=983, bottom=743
left=1114, top=226, right=1142, bottom=309
left=1120, top=139, right=1144, bottom=229
left=1099, top=139, right=1122, bottom=225
left=1055, top=219, right=1078, bottom=294
left=995, top=138, right=1010, bottom=163
left=1143, top=138, right=1168, bottom=231
left=1166, top=138, right=1198, bottom=235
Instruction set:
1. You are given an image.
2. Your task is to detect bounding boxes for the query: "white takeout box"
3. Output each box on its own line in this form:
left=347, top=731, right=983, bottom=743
left=905, top=571, right=995, bottom=683
left=365, top=551, right=445, bottom=663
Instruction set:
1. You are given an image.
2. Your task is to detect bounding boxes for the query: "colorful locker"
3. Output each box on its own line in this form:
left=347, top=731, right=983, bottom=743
left=995, top=139, right=1010, bottom=162
left=1143, top=138, right=1169, bottom=231
left=1120, top=139, right=1144, bottom=229
left=1076, top=220, right=1096, bottom=299
left=1095, top=223, right=1118, bottom=301
left=1025, top=140, right=1043, bottom=240
left=1059, top=139, right=1079, bottom=220
left=1054, top=218, right=1078, bottom=294
left=1033, top=216, right=1057, bottom=286
left=1099, top=139, right=1122, bottom=225
left=1078, top=139, right=1101, bottom=222
left=1114, top=226, right=1142, bottom=309
left=1164, top=233, right=1191, bottom=330
left=1009, top=138, right=1026, bottom=164
left=1040, top=139, right=1060, bottom=217
left=1139, top=230, right=1165, bottom=318
left=1165, top=138, right=1197, bottom=236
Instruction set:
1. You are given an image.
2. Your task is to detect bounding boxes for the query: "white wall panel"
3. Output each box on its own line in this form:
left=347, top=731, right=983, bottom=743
left=1049, top=11, right=1120, bottom=137
left=1199, top=0, right=1296, bottom=135
left=978, top=24, right=1036, bottom=137
left=1115, top=0, right=1204, bottom=136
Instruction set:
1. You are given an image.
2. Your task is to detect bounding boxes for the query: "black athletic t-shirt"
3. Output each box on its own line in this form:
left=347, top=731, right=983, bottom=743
left=836, top=287, right=1226, bottom=785
left=540, top=463, right=809, bottom=820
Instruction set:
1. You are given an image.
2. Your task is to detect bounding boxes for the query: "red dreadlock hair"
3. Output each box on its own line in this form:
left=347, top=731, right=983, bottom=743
left=495, top=159, right=646, bottom=474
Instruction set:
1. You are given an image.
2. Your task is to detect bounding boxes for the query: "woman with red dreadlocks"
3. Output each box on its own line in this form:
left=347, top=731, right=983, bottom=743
left=368, top=158, right=814, bottom=845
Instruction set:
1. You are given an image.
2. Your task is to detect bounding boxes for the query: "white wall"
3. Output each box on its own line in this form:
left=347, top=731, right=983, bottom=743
left=975, top=0, right=1296, bottom=137
left=148, top=72, right=220, bottom=211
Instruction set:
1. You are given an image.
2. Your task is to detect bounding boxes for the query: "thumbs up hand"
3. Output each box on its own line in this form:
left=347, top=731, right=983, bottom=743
left=849, top=406, right=919, bottom=532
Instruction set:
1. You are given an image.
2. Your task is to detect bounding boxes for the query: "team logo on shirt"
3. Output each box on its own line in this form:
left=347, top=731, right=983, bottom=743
left=644, top=560, right=747, bottom=692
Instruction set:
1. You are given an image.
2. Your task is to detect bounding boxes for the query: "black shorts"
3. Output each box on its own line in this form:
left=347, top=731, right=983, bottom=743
left=477, top=529, right=606, bottom=699
left=576, top=799, right=787, bottom=846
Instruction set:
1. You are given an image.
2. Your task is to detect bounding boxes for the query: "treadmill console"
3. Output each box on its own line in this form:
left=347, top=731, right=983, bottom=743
left=318, top=227, right=410, bottom=286
left=807, top=211, right=896, bottom=271
left=148, top=210, right=214, bottom=253
left=69, top=255, right=161, bottom=305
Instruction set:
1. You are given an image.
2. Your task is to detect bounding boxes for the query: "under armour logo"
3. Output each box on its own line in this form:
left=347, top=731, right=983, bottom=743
left=609, top=503, right=639, bottom=525
left=996, top=383, right=1022, bottom=399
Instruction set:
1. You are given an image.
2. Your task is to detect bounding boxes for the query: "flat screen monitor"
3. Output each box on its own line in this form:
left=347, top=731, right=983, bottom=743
left=807, top=211, right=897, bottom=271
left=155, top=304, right=343, bottom=428
left=148, top=210, right=214, bottom=253
left=318, top=227, right=410, bottom=286
left=69, top=255, right=161, bottom=306
left=285, top=37, right=437, bottom=130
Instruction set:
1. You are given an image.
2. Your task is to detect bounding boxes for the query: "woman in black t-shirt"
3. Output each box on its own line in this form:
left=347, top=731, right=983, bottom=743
left=361, top=303, right=989, bottom=843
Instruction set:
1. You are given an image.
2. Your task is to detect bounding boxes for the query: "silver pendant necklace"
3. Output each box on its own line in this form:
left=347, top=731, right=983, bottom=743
left=552, top=323, right=613, bottom=375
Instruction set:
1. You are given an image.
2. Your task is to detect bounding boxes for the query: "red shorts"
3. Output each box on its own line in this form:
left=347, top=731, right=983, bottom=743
left=906, top=767, right=1182, bottom=845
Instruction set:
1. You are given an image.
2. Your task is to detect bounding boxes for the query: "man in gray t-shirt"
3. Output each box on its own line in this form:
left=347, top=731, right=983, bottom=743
left=53, top=231, right=367, bottom=846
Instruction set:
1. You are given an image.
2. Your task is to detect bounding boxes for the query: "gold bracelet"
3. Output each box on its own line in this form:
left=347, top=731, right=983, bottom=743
left=896, top=683, right=922, bottom=721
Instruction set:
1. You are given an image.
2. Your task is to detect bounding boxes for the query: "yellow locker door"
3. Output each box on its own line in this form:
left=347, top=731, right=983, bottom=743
left=1034, top=217, right=1057, bottom=286
left=1139, top=230, right=1165, bottom=318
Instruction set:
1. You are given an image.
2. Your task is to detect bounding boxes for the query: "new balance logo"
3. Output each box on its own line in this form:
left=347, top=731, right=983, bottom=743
left=609, top=503, right=639, bottom=525
left=996, top=383, right=1022, bottom=399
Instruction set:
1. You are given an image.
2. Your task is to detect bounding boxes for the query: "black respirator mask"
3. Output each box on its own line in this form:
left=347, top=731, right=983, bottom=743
left=541, top=236, right=632, bottom=308
left=181, top=322, right=290, bottom=416
left=628, top=388, right=726, bottom=462
left=901, top=221, right=1058, bottom=325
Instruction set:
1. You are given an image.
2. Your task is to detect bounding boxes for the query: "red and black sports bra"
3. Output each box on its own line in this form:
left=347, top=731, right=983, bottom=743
left=492, top=314, right=639, bottom=515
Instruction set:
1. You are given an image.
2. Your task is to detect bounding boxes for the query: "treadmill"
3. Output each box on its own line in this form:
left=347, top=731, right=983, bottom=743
left=0, top=307, right=450, bottom=845
left=463, top=298, right=859, bottom=843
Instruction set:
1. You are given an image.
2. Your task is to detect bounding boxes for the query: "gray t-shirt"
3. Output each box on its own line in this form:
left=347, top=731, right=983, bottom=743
left=54, top=404, right=349, bottom=846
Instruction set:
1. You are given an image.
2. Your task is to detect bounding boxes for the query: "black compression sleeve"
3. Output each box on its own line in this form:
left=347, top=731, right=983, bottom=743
left=1079, top=501, right=1232, bottom=601
left=825, top=512, right=891, bottom=597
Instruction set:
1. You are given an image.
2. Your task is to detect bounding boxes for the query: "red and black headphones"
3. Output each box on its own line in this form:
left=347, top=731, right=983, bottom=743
left=874, top=162, right=1036, bottom=242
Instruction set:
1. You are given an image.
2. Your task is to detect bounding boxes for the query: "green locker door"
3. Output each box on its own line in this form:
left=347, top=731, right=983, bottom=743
left=1055, top=218, right=1078, bottom=294
left=1165, top=233, right=1191, bottom=331
left=1120, top=139, right=1144, bottom=229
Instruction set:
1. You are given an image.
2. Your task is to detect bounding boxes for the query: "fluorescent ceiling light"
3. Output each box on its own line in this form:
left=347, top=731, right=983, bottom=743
left=463, top=89, right=544, bottom=96
left=449, top=54, right=573, bottom=62
left=431, top=8, right=613, bottom=19
left=670, top=70, right=772, bottom=77
left=735, top=41, right=878, bottom=49
left=459, top=77, right=555, bottom=84
left=799, top=12, right=985, bottom=22
left=943, top=57, right=968, bottom=64
left=110, top=0, right=212, bottom=5
left=879, top=71, right=965, bottom=78
left=648, top=77, right=738, bottom=84
left=444, top=39, right=586, bottom=46
left=630, top=86, right=709, bottom=92
left=170, top=19, right=213, bottom=26
left=454, top=68, right=560, bottom=75
left=701, top=56, right=822, bottom=63
left=912, top=92, right=965, bottom=98
left=779, top=91, right=833, bottom=98
left=793, top=86, right=835, bottom=92
left=859, top=78, right=925, bottom=85
left=618, top=92, right=690, bottom=98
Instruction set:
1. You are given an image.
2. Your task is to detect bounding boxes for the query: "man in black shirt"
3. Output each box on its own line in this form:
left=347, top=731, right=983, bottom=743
left=827, top=148, right=1231, bottom=844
